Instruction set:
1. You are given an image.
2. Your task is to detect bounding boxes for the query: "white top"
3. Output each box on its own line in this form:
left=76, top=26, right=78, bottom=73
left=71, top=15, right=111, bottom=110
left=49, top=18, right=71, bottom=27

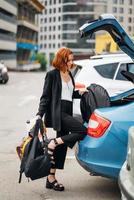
left=61, top=79, right=73, bottom=102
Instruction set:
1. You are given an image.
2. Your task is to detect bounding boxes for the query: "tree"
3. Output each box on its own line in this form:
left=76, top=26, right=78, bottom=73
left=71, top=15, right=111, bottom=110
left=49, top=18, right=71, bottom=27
left=35, top=53, right=47, bottom=71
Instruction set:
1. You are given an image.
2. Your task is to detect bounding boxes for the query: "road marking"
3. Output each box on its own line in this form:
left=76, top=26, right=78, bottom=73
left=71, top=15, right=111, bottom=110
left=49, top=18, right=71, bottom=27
left=18, top=95, right=38, bottom=107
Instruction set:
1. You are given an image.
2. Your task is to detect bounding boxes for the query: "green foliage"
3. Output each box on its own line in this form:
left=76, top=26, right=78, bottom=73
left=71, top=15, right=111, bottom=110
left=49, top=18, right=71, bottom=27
left=35, top=53, right=47, bottom=71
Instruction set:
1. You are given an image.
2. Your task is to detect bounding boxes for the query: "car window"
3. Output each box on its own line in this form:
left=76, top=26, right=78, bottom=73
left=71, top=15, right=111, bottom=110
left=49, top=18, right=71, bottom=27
left=71, top=64, right=82, bottom=78
left=115, top=63, right=128, bottom=80
left=128, top=63, right=134, bottom=73
left=94, top=63, right=118, bottom=79
left=116, top=63, right=134, bottom=80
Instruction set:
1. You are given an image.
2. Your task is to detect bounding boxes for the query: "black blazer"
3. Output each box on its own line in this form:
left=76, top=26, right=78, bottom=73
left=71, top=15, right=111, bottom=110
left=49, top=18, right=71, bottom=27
left=37, top=69, right=81, bottom=131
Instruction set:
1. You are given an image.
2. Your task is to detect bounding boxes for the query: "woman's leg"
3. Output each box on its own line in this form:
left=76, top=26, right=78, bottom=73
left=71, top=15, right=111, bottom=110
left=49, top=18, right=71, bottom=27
left=46, top=143, right=65, bottom=191
left=46, top=130, right=68, bottom=191
left=48, top=112, right=87, bottom=149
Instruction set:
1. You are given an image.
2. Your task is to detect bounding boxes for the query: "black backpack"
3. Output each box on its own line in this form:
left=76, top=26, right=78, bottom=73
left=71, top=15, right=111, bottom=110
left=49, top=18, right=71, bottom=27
left=80, top=84, right=111, bottom=123
left=18, top=118, right=51, bottom=183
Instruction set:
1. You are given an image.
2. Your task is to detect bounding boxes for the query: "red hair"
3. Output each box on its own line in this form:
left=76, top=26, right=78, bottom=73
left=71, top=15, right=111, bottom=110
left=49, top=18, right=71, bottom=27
left=52, top=47, right=73, bottom=72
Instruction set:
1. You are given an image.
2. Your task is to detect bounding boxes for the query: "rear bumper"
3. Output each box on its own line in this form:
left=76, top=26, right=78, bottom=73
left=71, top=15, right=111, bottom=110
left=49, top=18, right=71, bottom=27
left=75, top=135, right=126, bottom=179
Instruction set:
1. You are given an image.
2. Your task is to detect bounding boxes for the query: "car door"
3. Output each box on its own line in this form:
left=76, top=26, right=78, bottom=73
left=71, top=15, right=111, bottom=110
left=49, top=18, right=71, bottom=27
left=79, top=14, right=134, bottom=61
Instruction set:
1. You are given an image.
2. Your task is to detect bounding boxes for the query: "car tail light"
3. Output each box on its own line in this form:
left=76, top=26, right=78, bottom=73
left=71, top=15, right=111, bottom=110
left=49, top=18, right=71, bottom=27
left=75, top=82, right=86, bottom=89
left=87, top=112, right=111, bottom=138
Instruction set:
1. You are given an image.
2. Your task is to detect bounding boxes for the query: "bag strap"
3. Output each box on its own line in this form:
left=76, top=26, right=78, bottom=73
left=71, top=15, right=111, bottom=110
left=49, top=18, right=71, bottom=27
left=32, top=119, right=40, bottom=137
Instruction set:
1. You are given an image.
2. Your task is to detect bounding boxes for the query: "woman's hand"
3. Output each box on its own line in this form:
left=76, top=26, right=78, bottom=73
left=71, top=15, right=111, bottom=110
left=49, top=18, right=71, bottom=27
left=78, top=88, right=88, bottom=95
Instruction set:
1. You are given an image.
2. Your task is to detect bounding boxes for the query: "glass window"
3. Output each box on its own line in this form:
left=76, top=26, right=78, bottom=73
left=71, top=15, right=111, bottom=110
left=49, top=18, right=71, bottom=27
left=116, top=63, right=134, bottom=80
left=128, top=63, right=134, bottom=73
left=119, top=0, right=124, bottom=4
left=113, top=7, right=117, bottom=13
left=128, top=8, right=132, bottom=14
left=94, top=63, right=118, bottom=79
left=115, top=63, right=127, bottom=80
left=119, top=7, right=124, bottom=13
left=129, top=0, right=132, bottom=5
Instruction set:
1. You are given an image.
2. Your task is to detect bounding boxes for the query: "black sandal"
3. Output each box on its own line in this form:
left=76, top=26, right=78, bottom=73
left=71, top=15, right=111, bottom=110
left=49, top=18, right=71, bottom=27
left=46, top=173, right=64, bottom=191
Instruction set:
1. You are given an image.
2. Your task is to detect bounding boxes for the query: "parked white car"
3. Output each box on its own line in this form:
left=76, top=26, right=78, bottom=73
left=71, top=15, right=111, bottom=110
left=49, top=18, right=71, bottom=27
left=73, top=53, right=134, bottom=116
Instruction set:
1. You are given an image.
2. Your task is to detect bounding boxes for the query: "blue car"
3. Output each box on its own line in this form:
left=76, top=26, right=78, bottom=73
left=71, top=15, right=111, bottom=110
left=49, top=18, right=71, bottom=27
left=76, top=14, right=134, bottom=179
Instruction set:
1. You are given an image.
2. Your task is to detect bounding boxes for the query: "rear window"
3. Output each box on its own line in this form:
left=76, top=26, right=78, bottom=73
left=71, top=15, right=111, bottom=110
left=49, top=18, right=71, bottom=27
left=94, top=63, right=118, bottom=79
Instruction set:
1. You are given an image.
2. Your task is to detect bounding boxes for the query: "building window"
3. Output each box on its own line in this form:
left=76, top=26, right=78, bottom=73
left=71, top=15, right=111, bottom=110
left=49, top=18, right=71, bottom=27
left=53, top=8, right=56, bottom=13
left=53, top=35, right=55, bottom=39
left=128, top=8, right=132, bottom=14
left=119, top=7, right=123, bottom=13
left=58, top=25, right=61, bottom=30
left=49, top=17, right=52, bottom=22
left=128, top=26, right=132, bottom=32
left=113, top=7, right=117, bottom=13
left=113, top=0, right=117, bottom=3
left=119, top=0, right=124, bottom=4
left=53, top=44, right=55, bottom=48
left=40, top=27, right=43, bottom=32
left=53, top=26, right=56, bottom=31
left=49, top=8, right=52, bottom=14
left=49, top=44, right=51, bottom=48
left=128, top=17, right=132, bottom=23
left=40, top=18, right=43, bottom=23
left=59, top=7, right=61, bottom=12
left=40, top=44, right=43, bottom=49
left=49, top=26, right=51, bottom=31
left=58, top=16, right=61, bottom=21
left=53, top=17, right=56, bottom=22
left=49, top=35, right=51, bottom=39
left=129, top=0, right=132, bottom=5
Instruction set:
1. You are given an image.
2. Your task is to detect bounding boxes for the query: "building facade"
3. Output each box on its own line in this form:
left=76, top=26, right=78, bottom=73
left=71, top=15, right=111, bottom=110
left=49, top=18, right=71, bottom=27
left=0, top=0, right=17, bottom=69
left=17, top=0, right=44, bottom=70
left=38, top=0, right=106, bottom=67
left=107, top=0, right=134, bottom=36
left=38, top=0, right=134, bottom=68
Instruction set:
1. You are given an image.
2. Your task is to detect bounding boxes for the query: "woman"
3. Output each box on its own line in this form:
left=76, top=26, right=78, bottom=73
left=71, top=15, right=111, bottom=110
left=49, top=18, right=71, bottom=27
left=37, top=47, right=87, bottom=191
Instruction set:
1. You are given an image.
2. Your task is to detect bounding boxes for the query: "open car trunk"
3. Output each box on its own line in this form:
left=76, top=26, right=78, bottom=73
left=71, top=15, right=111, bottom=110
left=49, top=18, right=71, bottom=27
left=79, top=14, right=134, bottom=61
left=79, top=15, right=134, bottom=122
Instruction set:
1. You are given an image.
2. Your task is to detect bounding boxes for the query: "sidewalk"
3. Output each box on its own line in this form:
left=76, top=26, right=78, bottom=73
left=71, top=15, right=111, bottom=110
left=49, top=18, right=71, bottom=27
left=0, top=152, right=120, bottom=200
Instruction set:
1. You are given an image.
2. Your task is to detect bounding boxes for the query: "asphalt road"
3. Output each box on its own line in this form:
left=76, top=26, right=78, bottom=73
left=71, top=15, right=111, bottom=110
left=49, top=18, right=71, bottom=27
left=0, top=72, right=121, bottom=200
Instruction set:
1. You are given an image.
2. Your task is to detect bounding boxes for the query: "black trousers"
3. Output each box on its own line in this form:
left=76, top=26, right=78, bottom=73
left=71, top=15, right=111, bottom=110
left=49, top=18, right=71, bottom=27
left=54, top=100, right=87, bottom=169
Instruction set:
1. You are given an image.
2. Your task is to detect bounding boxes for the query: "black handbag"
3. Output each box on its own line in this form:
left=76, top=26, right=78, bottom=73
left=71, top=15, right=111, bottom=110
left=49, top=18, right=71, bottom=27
left=18, top=119, right=51, bottom=183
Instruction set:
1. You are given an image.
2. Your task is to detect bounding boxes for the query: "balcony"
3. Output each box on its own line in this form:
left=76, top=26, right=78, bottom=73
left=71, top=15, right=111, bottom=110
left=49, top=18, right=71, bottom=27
left=17, top=0, right=44, bottom=13
left=0, top=13, right=17, bottom=33
left=0, top=0, right=17, bottom=15
left=0, top=34, right=16, bottom=51
left=17, top=18, right=39, bottom=32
